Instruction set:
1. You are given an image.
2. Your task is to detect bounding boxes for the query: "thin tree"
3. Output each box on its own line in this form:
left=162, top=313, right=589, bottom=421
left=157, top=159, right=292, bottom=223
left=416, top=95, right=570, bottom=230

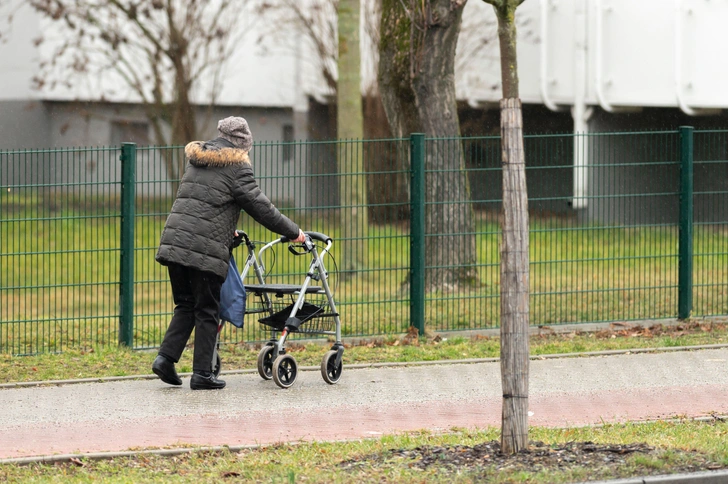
left=256, top=0, right=369, bottom=276
left=481, top=0, right=530, bottom=454
left=26, top=0, right=244, bottom=190
left=337, top=0, right=369, bottom=276
left=379, top=0, right=478, bottom=292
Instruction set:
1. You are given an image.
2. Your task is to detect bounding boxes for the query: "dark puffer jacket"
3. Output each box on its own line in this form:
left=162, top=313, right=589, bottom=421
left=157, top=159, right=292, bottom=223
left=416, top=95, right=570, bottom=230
left=155, top=138, right=299, bottom=279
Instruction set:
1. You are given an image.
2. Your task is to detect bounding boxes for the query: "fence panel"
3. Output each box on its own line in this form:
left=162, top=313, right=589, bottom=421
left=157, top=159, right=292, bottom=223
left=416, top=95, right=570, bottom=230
left=0, top=147, right=121, bottom=354
left=530, top=131, right=681, bottom=325
left=235, top=139, right=413, bottom=343
left=428, top=131, right=683, bottom=332
left=692, top=130, right=728, bottom=317
left=129, top=145, right=182, bottom=350
left=420, top=136, right=501, bottom=333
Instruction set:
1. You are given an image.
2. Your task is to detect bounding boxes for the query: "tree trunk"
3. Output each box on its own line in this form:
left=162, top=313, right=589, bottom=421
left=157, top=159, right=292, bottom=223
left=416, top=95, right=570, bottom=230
left=170, top=51, right=196, bottom=186
left=414, top=2, right=477, bottom=292
left=379, top=0, right=478, bottom=292
left=499, top=98, right=529, bottom=454
left=378, top=0, right=422, bottom=138
left=337, top=0, right=368, bottom=277
left=363, top=95, right=409, bottom=222
left=488, top=0, right=530, bottom=455
left=377, top=0, right=420, bottom=220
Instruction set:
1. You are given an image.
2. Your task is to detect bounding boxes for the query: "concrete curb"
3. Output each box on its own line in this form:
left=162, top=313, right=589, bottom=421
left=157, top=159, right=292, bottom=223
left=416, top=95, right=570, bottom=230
left=2, top=342, right=728, bottom=390
left=590, top=469, right=728, bottom=483
left=0, top=443, right=264, bottom=466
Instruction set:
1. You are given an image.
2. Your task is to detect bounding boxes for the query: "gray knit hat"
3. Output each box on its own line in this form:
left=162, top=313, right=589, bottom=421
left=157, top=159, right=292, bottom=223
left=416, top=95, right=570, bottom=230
left=217, top=116, right=253, bottom=151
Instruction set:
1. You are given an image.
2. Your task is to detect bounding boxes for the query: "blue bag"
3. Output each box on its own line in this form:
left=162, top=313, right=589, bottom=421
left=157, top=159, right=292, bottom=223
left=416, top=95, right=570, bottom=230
left=219, top=254, right=246, bottom=328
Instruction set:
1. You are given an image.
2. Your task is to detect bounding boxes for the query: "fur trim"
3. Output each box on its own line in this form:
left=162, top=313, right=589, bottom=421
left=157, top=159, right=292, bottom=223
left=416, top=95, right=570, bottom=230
left=185, top=141, right=250, bottom=167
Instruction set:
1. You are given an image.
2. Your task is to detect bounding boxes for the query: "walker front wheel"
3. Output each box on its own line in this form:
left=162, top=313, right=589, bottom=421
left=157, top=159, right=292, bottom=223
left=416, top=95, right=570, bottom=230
left=257, top=345, right=275, bottom=380
left=272, top=354, right=298, bottom=389
left=321, top=350, right=343, bottom=385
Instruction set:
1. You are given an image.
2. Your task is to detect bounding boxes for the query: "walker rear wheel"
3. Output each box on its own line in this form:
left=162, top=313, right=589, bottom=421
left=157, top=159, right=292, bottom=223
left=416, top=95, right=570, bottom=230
left=212, top=353, right=222, bottom=378
left=272, top=354, right=298, bottom=389
left=257, top=345, right=275, bottom=380
left=321, top=350, right=342, bottom=385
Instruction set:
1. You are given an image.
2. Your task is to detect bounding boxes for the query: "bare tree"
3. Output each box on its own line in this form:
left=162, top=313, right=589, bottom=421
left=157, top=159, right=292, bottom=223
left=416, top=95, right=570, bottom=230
left=337, top=0, right=368, bottom=275
left=378, top=0, right=478, bottom=292
left=482, top=0, right=530, bottom=454
left=27, top=0, right=245, bottom=187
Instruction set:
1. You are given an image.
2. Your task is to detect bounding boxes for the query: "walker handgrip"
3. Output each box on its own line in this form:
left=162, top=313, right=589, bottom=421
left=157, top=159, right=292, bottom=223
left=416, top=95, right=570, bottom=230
left=231, top=230, right=251, bottom=249
left=304, top=232, right=332, bottom=243
left=279, top=232, right=332, bottom=244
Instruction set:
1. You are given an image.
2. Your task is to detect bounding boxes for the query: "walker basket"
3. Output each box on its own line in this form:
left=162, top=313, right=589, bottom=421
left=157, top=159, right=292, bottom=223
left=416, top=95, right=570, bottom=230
left=257, top=296, right=337, bottom=335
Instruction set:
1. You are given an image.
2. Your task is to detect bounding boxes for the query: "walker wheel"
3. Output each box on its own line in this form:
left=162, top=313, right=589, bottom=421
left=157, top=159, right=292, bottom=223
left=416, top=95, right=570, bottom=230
left=272, top=354, right=298, bottom=389
left=257, top=345, right=275, bottom=380
left=321, top=350, right=343, bottom=384
left=212, top=353, right=222, bottom=378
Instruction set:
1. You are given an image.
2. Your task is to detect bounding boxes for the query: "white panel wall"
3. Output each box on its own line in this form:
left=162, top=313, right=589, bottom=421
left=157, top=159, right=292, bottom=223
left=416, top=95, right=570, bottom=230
left=539, top=0, right=576, bottom=106
left=679, top=0, right=728, bottom=108
left=0, top=3, right=42, bottom=100
left=6, top=2, right=301, bottom=108
left=4, top=0, right=728, bottom=112
left=461, top=0, right=728, bottom=112
left=591, top=0, right=676, bottom=108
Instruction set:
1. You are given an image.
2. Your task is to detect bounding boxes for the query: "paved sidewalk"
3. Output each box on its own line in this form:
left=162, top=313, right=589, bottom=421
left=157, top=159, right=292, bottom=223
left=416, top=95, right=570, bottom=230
left=1, top=348, right=727, bottom=460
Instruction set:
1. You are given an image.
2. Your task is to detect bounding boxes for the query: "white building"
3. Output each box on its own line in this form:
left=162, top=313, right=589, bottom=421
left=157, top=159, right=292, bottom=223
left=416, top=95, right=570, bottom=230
left=3, top=1, right=728, bottom=145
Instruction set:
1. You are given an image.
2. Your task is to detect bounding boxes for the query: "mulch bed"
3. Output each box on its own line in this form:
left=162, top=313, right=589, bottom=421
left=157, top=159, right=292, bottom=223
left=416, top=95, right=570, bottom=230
left=340, top=440, right=726, bottom=479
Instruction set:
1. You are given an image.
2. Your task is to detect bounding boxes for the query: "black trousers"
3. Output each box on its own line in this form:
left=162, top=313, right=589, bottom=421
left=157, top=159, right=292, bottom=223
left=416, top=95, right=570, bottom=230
left=158, top=263, right=224, bottom=374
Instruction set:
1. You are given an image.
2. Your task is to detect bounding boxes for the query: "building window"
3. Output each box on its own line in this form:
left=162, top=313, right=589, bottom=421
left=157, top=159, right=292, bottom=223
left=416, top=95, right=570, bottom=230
left=111, top=120, right=150, bottom=146
left=282, top=124, right=294, bottom=161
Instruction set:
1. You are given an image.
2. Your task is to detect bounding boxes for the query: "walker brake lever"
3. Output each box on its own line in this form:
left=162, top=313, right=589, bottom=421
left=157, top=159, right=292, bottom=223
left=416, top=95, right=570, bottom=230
left=303, top=235, right=314, bottom=251
left=287, top=235, right=314, bottom=256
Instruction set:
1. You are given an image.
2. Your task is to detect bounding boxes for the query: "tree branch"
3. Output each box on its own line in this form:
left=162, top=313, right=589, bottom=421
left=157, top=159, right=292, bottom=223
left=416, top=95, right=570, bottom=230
left=106, top=0, right=167, bottom=55
left=481, top=0, right=504, bottom=8
left=282, top=0, right=337, bottom=91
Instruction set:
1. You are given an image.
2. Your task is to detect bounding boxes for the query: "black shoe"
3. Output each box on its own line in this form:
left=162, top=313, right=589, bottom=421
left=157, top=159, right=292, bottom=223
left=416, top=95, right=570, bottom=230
left=190, top=372, right=226, bottom=390
left=152, top=355, right=182, bottom=386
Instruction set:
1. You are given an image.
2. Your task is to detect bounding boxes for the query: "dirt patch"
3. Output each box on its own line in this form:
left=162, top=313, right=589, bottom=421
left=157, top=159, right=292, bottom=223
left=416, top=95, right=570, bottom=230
left=340, top=440, right=726, bottom=480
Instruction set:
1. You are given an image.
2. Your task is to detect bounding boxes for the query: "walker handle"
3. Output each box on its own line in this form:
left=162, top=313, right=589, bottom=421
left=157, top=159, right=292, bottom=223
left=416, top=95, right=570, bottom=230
left=303, top=231, right=332, bottom=244
left=280, top=231, right=332, bottom=244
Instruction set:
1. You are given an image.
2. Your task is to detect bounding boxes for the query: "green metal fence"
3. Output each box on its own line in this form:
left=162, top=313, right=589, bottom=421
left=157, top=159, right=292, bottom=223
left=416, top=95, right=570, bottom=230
left=1, top=129, right=726, bottom=355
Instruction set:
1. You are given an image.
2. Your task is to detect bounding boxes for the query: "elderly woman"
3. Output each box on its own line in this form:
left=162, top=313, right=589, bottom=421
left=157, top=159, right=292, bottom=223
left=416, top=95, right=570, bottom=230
left=153, top=116, right=305, bottom=390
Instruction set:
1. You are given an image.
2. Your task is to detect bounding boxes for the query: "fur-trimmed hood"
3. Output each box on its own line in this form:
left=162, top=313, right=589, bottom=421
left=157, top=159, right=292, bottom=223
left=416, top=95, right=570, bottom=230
left=185, top=138, right=251, bottom=167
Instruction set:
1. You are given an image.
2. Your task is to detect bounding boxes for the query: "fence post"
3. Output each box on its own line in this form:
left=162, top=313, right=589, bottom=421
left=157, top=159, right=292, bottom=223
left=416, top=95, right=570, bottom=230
left=410, top=133, right=426, bottom=336
left=678, top=126, right=693, bottom=320
left=119, top=143, right=136, bottom=347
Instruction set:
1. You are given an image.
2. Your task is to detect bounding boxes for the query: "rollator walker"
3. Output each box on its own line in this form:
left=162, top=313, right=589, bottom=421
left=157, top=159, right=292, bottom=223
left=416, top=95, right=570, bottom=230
left=214, top=231, right=343, bottom=389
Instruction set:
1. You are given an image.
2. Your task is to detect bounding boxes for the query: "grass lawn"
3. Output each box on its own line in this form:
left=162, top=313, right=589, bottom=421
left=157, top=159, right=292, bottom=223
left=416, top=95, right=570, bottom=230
left=1, top=318, right=726, bottom=383
left=2, top=206, right=727, bottom=354
left=1, top=421, right=727, bottom=483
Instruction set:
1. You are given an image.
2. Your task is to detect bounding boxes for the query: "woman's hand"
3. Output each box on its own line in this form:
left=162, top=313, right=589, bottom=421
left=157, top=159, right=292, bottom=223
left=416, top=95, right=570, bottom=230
left=231, top=230, right=244, bottom=249
left=293, top=229, right=306, bottom=243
